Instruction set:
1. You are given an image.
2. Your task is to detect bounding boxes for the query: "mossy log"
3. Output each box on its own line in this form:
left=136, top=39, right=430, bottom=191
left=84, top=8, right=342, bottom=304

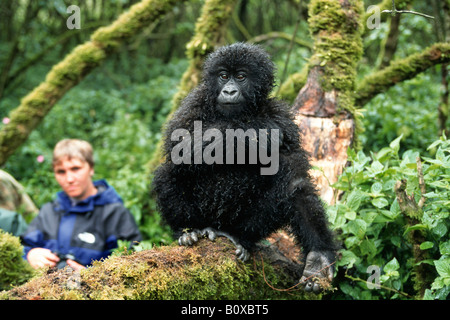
left=1, top=232, right=322, bottom=300
left=0, top=0, right=187, bottom=167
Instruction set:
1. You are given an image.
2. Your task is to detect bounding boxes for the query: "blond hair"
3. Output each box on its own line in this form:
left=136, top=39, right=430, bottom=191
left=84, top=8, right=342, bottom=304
left=52, top=139, right=94, bottom=168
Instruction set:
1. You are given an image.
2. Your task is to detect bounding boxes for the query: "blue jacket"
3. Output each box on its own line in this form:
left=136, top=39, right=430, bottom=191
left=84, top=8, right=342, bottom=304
left=21, top=180, right=141, bottom=267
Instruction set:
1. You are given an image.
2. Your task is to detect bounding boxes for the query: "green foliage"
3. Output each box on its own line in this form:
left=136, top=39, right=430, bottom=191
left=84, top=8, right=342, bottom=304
left=361, top=71, right=442, bottom=154
left=327, top=134, right=450, bottom=299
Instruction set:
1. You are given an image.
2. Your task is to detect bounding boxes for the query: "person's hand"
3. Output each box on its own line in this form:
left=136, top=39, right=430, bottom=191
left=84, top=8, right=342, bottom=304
left=27, top=248, right=60, bottom=269
left=66, top=259, right=86, bottom=271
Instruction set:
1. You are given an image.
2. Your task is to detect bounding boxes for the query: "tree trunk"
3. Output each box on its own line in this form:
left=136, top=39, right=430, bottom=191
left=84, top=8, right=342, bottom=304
left=0, top=0, right=187, bottom=167
left=1, top=232, right=322, bottom=300
left=291, top=0, right=364, bottom=204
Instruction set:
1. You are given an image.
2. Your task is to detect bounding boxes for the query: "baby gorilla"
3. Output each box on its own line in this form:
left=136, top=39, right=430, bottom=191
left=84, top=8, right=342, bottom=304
left=152, top=43, right=338, bottom=293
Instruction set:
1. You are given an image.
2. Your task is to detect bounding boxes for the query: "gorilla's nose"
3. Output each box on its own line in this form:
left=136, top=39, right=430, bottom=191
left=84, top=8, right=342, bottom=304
left=223, top=88, right=238, bottom=98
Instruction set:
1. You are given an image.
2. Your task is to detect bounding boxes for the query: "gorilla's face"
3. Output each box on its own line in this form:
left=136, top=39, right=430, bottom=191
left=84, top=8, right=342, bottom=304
left=202, top=43, right=275, bottom=118
left=215, top=68, right=249, bottom=116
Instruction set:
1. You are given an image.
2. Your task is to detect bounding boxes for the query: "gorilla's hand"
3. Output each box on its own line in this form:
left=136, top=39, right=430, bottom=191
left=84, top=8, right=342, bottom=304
left=178, top=229, right=203, bottom=246
left=300, top=250, right=335, bottom=293
left=178, top=227, right=249, bottom=261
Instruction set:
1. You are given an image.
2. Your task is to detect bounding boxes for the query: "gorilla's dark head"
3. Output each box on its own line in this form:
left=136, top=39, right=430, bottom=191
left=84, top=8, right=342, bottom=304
left=202, top=43, right=276, bottom=117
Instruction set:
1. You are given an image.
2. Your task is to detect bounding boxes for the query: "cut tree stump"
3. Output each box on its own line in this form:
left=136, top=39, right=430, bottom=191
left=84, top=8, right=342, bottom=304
left=292, top=67, right=355, bottom=205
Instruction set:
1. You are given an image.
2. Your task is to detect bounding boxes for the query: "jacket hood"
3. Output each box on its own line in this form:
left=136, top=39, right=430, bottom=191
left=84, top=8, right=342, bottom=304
left=56, top=179, right=123, bottom=213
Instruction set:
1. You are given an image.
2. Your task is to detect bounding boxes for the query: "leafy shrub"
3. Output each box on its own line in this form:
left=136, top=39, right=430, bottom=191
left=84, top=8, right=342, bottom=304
left=360, top=72, right=442, bottom=155
left=327, top=134, right=449, bottom=300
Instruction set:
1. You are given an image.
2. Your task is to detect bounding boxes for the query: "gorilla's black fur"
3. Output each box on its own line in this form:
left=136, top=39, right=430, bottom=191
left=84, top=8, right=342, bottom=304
left=152, top=43, right=338, bottom=292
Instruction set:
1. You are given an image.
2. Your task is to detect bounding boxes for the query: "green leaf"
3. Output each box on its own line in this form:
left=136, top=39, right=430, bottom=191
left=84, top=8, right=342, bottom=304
left=419, top=241, right=434, bottom=250
left=360, top=239, right=377, bottom=258
left=370, top=160, right=384, bottom=173
left=345, top=210, right=357, bottom=220
left=344, top=236, right=360, bottom=248
left=337, top=250, right=359, bottom=268
left=348, top=219, right=367, bottom=239
left=326, top=206, right=338, bottom=224
left=403, top=224, right=428, bottom=236
left=375, top=147, right=392, bottom=162
left=439, top=241, right=450, bottom=255
left=427, top=138, right=443, bottom=151
left=389, top=198, right=401, bottom=218
left=371, top=182, right=383, bottom=195
left=389, top=134, right=403, bottom=155
left=434, top=259, right=450, bottom=278
left=371, top=197, right=389, bottom=208
left=346, top=189, right=366, bottom=212
left=384, top=257, right=400, bottom=273
left=432, top=223, right=448, bottom=238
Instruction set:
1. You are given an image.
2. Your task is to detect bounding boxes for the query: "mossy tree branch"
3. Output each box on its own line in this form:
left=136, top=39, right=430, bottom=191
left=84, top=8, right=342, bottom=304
left=2, top=233, right=321, bottom=300
left=0, top=0, right=187, bottom=167
left=277, top=0, right=415, bottom=103
left=355, top=42, right=450, bottom=106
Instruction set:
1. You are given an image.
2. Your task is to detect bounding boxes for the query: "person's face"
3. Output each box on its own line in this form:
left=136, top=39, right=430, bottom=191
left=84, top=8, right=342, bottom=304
left=53, top=157, right=95, bottom=200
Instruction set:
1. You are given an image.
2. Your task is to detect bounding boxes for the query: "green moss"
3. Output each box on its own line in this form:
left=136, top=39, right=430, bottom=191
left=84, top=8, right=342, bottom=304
left=277, top=67, right=308, bottom=103
left=0, top=230, right=36, bottom=291
left=2, top=239, right=317, bottom=300
left=309, top=0, right=362, bottom=35
left=308, top=0, right=364, bottom=98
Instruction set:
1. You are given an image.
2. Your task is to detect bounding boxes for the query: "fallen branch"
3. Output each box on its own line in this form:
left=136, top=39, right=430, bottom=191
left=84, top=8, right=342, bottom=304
left=1, top=232, right=324, bottom=300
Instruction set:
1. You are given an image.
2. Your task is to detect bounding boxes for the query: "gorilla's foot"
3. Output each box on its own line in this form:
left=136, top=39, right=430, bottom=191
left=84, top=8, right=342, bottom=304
left=300, top=250, right=336, bottom=293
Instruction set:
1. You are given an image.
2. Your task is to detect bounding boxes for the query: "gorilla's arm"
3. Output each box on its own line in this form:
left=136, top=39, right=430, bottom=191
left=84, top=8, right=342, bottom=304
left=288, top=165, right=338, bottom=293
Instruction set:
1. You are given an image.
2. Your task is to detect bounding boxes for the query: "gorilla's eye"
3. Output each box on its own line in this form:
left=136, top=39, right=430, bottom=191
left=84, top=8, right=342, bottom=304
left=219, top=72, right=229, bottom=80
left=236, top=73, right=246, bottom=81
